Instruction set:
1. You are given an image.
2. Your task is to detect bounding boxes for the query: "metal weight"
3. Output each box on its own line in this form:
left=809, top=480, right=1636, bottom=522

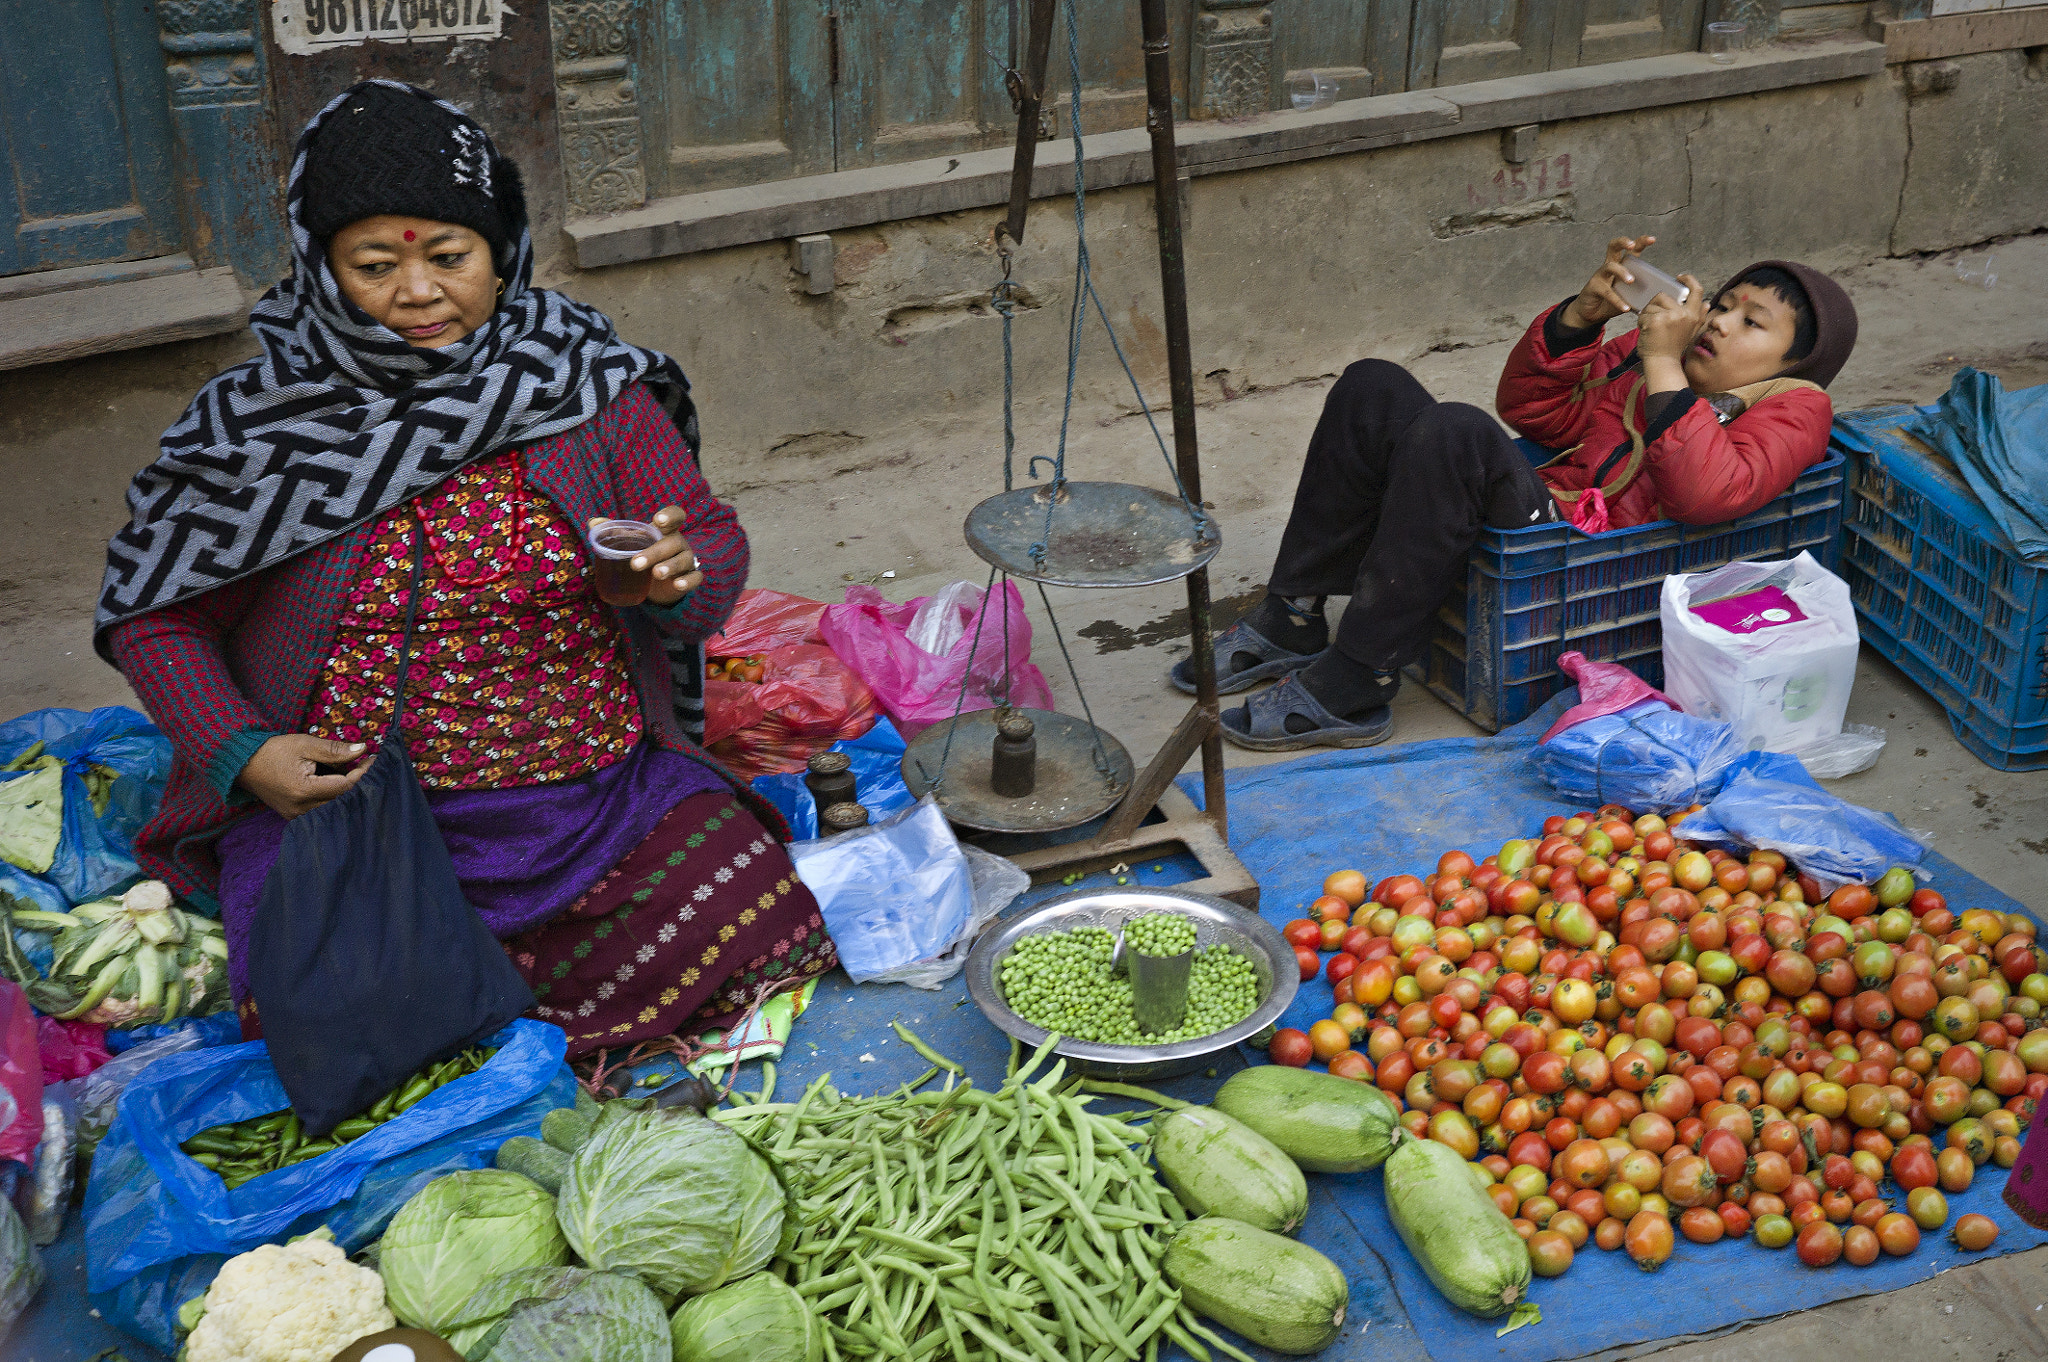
left=1125, top=936, right=1193, bottom=1035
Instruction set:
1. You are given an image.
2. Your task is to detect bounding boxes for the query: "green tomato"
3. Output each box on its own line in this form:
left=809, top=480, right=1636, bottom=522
left=1875, top=866, right=1917, bottom=908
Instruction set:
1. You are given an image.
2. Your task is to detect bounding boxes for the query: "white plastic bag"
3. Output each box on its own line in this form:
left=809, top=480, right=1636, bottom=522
left=1788, top=723, right=1887, bottom=779
left=1659, top=553, right=1861, bottom=755
left=792, top=798, right=1028, bottom=988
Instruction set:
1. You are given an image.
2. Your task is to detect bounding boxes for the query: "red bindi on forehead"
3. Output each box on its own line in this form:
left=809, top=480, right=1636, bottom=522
left=403, top=229, right=416, bottom=242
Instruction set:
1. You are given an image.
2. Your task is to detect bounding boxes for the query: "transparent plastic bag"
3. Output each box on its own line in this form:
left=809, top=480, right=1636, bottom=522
left=879, top=845, right=1029, bottom=991
left=791, top=797, right=1023, bottom=988
left=65, top=1024, right=209, bottom=1168
left=1786, top=724, right=1887, bottom=779
left=20, top=1088, right=76, bottom=1246
left=0, top=1195, right=44, bottom=1346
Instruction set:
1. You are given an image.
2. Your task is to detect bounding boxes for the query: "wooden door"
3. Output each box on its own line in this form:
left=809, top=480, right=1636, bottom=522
left=0, top=0, right=181, bottom=275
left=1573, top=0, right=1705, bottom=66
left=1408, top=0, right=1577, bottom=89
left=656, top=0, right=836, bottom=196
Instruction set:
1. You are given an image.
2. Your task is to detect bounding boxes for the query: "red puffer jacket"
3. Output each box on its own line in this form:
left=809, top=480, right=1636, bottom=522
left=1495, top=302, right=1834, bottom=530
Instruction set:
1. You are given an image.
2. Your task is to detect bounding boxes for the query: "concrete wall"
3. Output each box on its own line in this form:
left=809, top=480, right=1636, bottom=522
left=547, top=49, right=2044, bottom=500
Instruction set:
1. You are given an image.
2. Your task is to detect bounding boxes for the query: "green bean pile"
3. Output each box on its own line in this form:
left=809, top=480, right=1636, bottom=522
left=714, top=1033, right=1260, bottom=1362
left=179, top=1046, right=497, bottom=1190
left=998, top=926, right=1260, bottom=1045
left=1123, top=913, right=1197, bottom=959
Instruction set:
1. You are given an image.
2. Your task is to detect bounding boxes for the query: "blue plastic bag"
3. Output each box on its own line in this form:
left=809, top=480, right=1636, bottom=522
left=751, top=717, right=915, bottom=840
left=0, top=706, right=172, bottom=907
left=0, top=865, right=68, bottom=978
left=1535, top=700, right=1748, bottom=813
left=1672, top=753, right=1928, bottom=887
left=103, top=1010, right=244, bottom=1055
left=84, top=1018, right=575, bottom=1351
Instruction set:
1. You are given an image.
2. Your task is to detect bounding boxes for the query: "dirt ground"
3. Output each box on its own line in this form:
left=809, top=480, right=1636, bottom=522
left=1, top=236, right=2044, bottom=1358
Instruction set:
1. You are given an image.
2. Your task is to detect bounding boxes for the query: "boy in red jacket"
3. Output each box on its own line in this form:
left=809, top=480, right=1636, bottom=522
left=1176, top=235, right=1858, bottom=750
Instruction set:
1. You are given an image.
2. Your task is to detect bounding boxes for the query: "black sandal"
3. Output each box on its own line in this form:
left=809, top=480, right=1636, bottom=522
left=1169, top=619, right=1325, bottom=696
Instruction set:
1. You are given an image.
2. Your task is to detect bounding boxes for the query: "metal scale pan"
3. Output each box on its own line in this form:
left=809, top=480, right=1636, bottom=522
left=963, top=481, right=1220, bottom=588
left=901, top=707, right=1134, bottom=834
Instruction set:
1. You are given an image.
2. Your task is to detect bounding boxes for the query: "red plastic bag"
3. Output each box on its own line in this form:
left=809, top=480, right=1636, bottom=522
left=1539, top=650, right=1679, bottom=743
left=38, top=1017, right=112, bottom=1084
left=0, top=981, right=43, bottom=1166
left=706, top=588, right=830, bottom=654
left=705, top=645, right=880, bottom=780
left=818, top=581, right=1054, bottom=736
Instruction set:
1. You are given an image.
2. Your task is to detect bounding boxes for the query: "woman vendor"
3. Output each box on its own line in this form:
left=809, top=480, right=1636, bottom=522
left=94, top=81, right=836, bottom=1058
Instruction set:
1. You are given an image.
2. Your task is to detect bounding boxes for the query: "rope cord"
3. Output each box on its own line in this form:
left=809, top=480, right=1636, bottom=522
left=922, top=565, right=1003, bottom=791
left=1035, top=580, right=1114, bottom=776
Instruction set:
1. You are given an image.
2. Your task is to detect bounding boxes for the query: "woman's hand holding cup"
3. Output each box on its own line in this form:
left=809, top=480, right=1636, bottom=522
left=601, top=505, right=702, bottom=606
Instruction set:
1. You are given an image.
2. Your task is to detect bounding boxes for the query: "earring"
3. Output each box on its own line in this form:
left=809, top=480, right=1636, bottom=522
left=495, top=279, right=506, bottom=299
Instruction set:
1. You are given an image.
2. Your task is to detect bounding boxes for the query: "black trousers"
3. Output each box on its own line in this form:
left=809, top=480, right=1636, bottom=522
left=1269, top=359, right=1558, bottom=672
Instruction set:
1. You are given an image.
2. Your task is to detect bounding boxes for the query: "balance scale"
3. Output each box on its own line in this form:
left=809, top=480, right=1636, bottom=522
left=897, top=0, right=1256, bottom=911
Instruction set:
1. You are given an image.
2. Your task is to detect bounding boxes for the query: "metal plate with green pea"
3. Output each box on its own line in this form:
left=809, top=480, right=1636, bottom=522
left=964, top=887, right=1296, bottom=1081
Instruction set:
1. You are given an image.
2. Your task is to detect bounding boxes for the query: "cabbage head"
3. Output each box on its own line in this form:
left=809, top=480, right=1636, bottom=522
left=445, top=1266, right=670, bottom=1362
left=380, top=1169, right=568, bottom=1333
left=555, top=1104, right=785, bottom=1299
left=670, top=1273, right=821, bottom=1362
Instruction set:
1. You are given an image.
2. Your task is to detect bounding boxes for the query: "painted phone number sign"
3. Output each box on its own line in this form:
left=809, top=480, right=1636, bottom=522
left=271, top=0, right=507, bottom=55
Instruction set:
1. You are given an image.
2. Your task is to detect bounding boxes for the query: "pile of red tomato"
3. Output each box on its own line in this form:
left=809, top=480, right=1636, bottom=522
left=1266, top=804, right=2044, bottom=1277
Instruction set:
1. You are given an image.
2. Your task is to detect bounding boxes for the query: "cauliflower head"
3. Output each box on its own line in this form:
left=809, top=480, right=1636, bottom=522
left=185, top=1232, right=395, bottom=1362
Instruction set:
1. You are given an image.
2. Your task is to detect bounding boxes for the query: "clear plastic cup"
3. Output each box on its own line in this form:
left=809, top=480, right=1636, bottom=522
left=1706, top=21, right=1745, bottom=63
left=1287, top=71, right=1339, bottom=111
left=1613, top=253, right=1691, bottom=313
left=1955, top=253, right=1997, bottom=290
left=586, top=518, right=660, bottom=606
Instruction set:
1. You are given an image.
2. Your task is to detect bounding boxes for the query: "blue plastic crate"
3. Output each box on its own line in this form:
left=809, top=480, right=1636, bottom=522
left=1832, top=405, right=2048, bottom=771
left=1408, top=447, right=1846, bottom=732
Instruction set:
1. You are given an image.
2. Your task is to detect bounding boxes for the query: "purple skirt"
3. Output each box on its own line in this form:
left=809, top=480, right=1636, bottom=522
left=216, top=742, right=727, bottom=1005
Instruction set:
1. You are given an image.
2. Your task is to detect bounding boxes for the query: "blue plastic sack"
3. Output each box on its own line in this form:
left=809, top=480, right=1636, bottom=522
left=751, top=717, right=914, bottom=840
left=0, top=706, right=172, bottom=908
left=103, top=1010, right=243, bottom=1055
left=1535, top=700, right=1748, bottom=813
left=0, top=866, right=68, bottom=978
left=84, top=1017, right=575, bottom=1351
left=1673, top=754, right=1928, bottom=887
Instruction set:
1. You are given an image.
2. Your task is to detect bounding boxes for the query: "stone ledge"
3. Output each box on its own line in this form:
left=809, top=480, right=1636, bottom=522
left=567, top=38, right=1887, bottom=271
left=0, top=265, right=246, bottom=372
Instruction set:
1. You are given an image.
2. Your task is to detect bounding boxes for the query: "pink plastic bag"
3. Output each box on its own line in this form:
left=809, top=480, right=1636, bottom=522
left=1538, top=650, right=1679, bottom=744
left=819, top=581, right=1055, bottom=736
left=0, top=981, right=43, bottom=1166
left=38, top=1017, right=111, bottom=1084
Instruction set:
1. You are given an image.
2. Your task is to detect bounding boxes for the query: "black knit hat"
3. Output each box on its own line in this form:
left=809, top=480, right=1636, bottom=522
left=300, top=82, right=525, bottom=255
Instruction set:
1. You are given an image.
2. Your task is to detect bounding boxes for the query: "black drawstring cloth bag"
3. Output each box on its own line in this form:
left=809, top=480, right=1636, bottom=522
left=247, top=520, right=536, bottom=1138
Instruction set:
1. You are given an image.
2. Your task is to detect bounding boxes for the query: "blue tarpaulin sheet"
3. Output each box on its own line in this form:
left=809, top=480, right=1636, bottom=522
left=17, top=693, right=2045, bottom=1362
left=1902, top=367, right=2048, bottom=560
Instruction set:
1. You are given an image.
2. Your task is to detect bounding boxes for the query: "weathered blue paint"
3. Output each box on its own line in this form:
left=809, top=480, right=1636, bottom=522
left=156, top=0, right=289, bottom=290
left=0, top=0, right=182, bottom=275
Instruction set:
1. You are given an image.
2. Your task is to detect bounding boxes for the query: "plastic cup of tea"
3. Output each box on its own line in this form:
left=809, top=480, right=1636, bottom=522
left=1288, top=71, right=1339, bottom=111
left=1705, top=21, right=1744, bottom=63
left=587, top=518, right=661, bottom=606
